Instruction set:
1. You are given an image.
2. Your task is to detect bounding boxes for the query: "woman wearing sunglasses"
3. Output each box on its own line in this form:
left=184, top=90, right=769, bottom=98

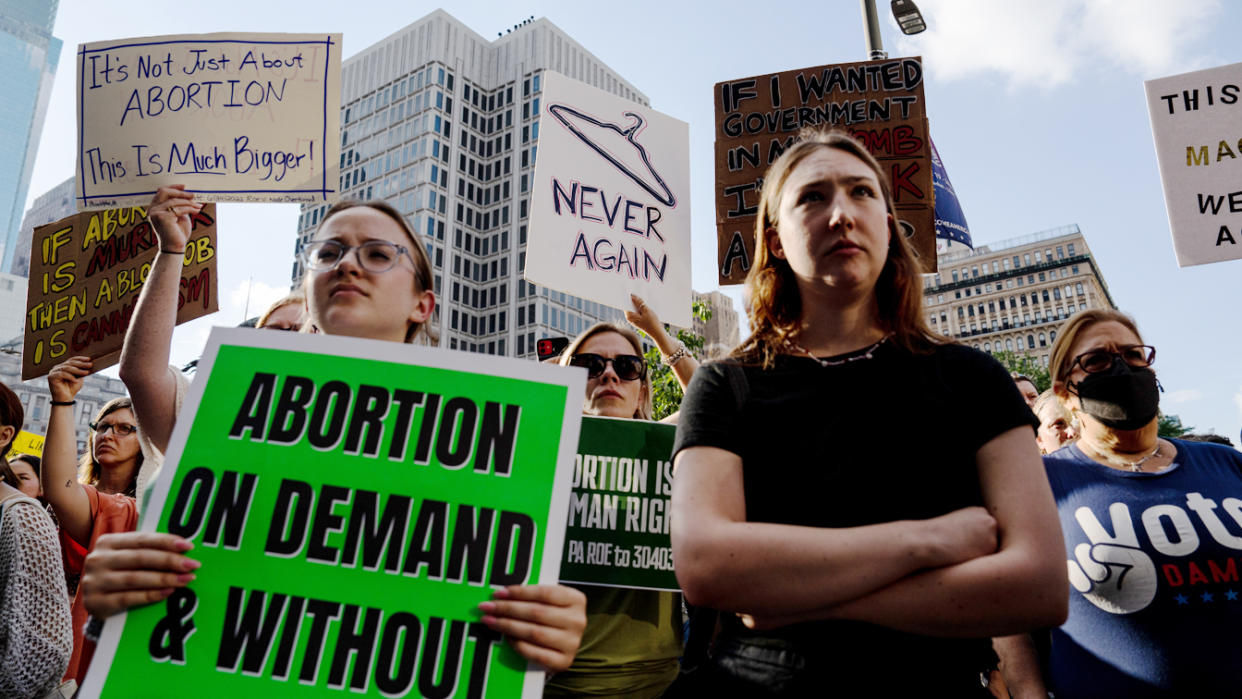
left=996, top=309, right=1242, bottom=697
left=73, top=186, right=586, bottom=683
left=670, top=131, right=1068, bottom=696
left=547, top=323, right=681, bottom=697
left=40, top=363, right=147, bottom=682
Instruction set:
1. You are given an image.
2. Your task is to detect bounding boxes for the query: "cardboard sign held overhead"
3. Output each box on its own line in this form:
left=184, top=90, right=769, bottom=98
left=714, top=57, right=936, bottom=285
left=22, top=205, right=218, bottom=380
left=527, top=72, right=692, bottom=328
left=80, top=328, right=585, bottom=699
left=75, top=32, right=341, bottom=209
left=1145, top=61, right=1242, bottom=267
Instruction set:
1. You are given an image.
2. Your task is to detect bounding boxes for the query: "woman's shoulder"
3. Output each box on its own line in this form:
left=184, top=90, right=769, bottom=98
left=1170, top=438, right=1242, bottom=468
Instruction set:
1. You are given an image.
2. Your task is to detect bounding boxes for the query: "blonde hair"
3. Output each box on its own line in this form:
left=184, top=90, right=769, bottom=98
left=257, top=291, right=305, bottom=329
left=306, top=200, right=438, bottom=345
left=559, top=323, right=653, bottom=420
left=733, top=129, right=940, bottom=367
left=1048, top=308, right=1143, bottom=394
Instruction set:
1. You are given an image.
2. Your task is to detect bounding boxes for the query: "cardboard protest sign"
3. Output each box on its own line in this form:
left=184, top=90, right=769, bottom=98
left=560, top=416, right=676, bottom=591
left=527, top=72, right=691, bottom=328
left=10, top=430, right=45, bottom=458
left=1145, top=61, right=1242, bottom=266
left=80, top=328, right=585, bottom=699
left=76, top=33, right=341, bottom=209
left=714, top=57, right=935, bottom=284
left=22, top=205, right=218, bottom=380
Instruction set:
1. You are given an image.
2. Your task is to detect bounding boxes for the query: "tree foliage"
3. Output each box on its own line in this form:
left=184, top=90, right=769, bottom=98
left=644, top=301, right=711, bottom=421
left=1157, top=413, right=1193, bottom=438
left=990, top=350, right=1052, bottom=393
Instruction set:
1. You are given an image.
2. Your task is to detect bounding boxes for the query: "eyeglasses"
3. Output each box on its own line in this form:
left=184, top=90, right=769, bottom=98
left=569, top=353, right=647, bottom=381
left=1070, top=345, right=1156, bottom=374
left=90, top=421, right=138, bottom=436
left=301, top=240, right=414, bottom=273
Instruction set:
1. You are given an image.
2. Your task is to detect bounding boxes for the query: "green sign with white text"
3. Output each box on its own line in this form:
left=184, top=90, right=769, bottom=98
left=81, top=329, right=584, bottom=699
left=560, top=416, right=677, bottom=591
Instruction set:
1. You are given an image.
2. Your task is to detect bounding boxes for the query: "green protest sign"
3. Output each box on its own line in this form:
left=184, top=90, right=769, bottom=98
left=80, top=328, right=585, bottom=699
left=559, top=416, right=677, bottom=591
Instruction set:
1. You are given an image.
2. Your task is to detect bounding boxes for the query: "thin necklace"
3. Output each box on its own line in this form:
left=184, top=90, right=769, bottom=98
left=1089, top=441, right=1164, bottom=472
left=785, top=334, right=890, bottom=368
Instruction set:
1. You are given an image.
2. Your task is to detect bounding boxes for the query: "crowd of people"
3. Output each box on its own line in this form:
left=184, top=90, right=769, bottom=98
left=2, top=129, right=1240, bottom=697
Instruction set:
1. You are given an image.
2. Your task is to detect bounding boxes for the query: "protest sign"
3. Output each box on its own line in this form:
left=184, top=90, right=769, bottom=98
left=10, top=430, right=45, bottom=458
left=76, top=32, right=341, bottom=209
left=714, top=57, right=935, bottom=284
left=22, top=204, right=218, bottom=380
left=80, top=328, right=585, bottom=699
left=1145, top=61, right=1242, bottom=266
left=560, top=416, right=676, bottom=591
left=527, top=72, right=691, bottom=328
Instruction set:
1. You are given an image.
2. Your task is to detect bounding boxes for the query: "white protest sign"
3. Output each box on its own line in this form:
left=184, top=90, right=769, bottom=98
left=1145, top=62, right=1242, bottom=267
left=527, top=72, right=691, bottom=327
left=76, top=32, right=341, bottom=209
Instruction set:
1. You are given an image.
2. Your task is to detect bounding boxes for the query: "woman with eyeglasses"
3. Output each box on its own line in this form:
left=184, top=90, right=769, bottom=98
left=670, top=131, right=1068, bottom=696
left=74, top=186, right=587, bottom=682
left=40, top=363, right=146, bottom=682
left=995, top=309, right=1242, bottom=697
left=545, top=322, right=682, bottom=698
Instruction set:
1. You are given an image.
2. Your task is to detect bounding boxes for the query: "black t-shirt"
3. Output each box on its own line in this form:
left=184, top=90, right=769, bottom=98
left=673, top=340, right=1038, bottom=691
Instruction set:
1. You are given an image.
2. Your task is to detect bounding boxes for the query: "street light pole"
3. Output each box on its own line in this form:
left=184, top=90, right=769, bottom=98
left=860, top=0, right=887, bottom=60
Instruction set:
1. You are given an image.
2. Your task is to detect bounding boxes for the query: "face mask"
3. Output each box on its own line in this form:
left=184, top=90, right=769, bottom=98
left=1070, top=359, right=1160, bottom=430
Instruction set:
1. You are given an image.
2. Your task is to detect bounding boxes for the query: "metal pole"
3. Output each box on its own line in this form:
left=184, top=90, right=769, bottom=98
left=860, top=0, right=887, bottom=60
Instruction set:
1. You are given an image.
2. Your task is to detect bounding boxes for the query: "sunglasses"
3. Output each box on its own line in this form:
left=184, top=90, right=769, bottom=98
left=1070, top=345, right=1156, bottom=374
left=569, top=353, right=647, bottom=381
left=90, top=421, right=138, bottom=436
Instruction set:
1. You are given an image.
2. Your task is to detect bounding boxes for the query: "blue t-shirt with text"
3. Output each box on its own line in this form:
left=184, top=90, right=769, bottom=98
left=1043, top=439, right=1242, bottom=697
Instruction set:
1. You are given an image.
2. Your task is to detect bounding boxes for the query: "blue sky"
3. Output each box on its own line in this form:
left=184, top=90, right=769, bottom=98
left=25, top=0, right=1242, bottom=439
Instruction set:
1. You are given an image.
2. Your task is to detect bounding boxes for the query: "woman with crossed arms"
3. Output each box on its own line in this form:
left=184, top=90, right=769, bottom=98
left=670, top=130, right=1068, bottom=695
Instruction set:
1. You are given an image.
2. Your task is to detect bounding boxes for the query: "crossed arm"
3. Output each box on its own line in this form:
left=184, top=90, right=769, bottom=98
left=671, top=426, right=1068, bottom=637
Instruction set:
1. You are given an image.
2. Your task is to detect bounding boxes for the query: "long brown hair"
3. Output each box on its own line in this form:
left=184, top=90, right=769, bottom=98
left=307, top=200, right=438, bottom=345
left=80, top=397, right=143, bottom=495
left=559, top=323, right=653, bottom=420
left=732, top=129, right=940, bottom=367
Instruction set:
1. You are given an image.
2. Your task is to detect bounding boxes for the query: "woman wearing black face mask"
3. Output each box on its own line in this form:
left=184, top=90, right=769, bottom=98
left=996, top=309, right=1242, bottom=698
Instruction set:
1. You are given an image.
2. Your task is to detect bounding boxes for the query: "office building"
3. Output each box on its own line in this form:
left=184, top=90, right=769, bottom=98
left=693, top=290, right=740, bottom=358
left=293, top=10, right=651, bottom=357
left=0, top=0, right=62, bottom=273
left=922, top=224, right=1116, bottom=368
left=11, top=175, right=74, bottom=277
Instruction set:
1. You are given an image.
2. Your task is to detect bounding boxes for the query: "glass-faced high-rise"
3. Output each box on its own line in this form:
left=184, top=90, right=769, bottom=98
left=0, top=0, right=62, bottom=274
left=293, top=10, right=650, bottom=358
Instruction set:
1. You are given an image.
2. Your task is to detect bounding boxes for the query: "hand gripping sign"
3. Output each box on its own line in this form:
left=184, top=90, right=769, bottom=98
left=80, top=329, right=585, bottom=699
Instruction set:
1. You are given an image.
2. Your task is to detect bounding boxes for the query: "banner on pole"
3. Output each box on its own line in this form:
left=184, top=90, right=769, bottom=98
left=560, top=416, right=677, bottom=591
left=527, top=72, right=691, bottom=328
left=75, top=32, right=341, bottom=209
left=714, top=57, right=936, bottom=284
left=80, top=328, right=586, bottom=698
left=22, top=204, right=218, bottom=380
